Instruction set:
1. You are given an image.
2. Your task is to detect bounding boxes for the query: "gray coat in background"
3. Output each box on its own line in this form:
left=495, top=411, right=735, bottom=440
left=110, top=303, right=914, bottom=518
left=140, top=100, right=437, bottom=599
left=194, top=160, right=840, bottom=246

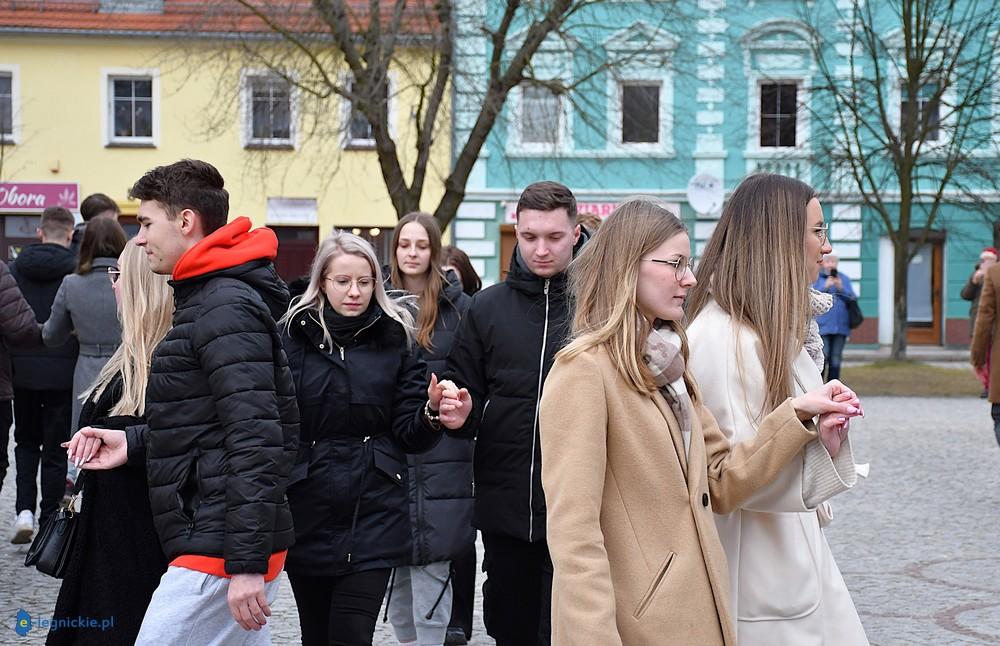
left=42, top=257, right=121, bottom=432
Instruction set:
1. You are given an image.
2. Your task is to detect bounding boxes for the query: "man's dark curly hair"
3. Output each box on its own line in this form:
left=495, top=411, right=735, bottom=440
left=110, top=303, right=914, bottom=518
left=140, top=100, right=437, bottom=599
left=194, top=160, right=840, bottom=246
left=129, top=159, right=229, bottom=234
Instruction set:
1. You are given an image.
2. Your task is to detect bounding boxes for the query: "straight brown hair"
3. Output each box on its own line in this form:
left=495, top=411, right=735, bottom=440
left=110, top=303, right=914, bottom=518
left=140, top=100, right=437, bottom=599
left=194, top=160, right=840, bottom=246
left=687, top=173, right=816, bottom=415
left=77, top=216, right=127, bottom=274
left=390, top=212, right=445, bottom=351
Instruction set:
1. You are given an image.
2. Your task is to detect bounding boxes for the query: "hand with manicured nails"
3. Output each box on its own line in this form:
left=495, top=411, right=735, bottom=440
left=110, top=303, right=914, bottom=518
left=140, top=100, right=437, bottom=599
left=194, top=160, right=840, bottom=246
left=427, top=373, right=473, bottom=430
left=62, top=427, right=127, bottom=470
left=790, top=379, right=863, bottom=422
left=228, top=573, right=270, bottom=631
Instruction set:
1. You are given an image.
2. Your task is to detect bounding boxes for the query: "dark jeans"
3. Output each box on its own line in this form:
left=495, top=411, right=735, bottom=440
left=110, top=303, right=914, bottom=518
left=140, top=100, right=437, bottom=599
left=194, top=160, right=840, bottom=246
left=287, top=568, right=391, bottom=646
left=449, top=541, right=477, bottom=638
left=13, top=388, right=71, bottom=525
left=822, top=334, right=847, bottom=382
left=991, top=404, right=1000, bottom=448
left=481, top=532, right=552, bottom=646
left=0, top=400, right=11, bottom=493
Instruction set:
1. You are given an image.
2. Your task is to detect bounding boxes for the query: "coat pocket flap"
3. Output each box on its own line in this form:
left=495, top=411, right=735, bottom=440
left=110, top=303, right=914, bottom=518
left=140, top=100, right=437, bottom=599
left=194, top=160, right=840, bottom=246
left=373, top=448, right=405, bottom=487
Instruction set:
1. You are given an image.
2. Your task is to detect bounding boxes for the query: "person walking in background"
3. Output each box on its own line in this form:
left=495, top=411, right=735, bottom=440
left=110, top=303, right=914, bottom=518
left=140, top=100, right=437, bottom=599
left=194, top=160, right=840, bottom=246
left=971, top=255, right=1000, bottom=447
left=442, top=245, right=482, bottom=297
left=540, top=198, right=862, bottom=645
left=43, top=216, right=127, bottom=447
left=8, top=206, right=79, bottom=544
left=386, top=213, right=475, bottom=646
left=687, top=174, right=868, bottom=645
left=279, top=231, right=471, bottom=646
left=70, top=159, right=300, bottom=645
left=964, top=248, right=998, bottom=397
left=53, top=241, right=173, bottom=646
left=813, top=254, right=858, bottom=381
left=445, top=181, right=587, bottom=646
left=70, top=192, right=121, bottom=255
left=0, top=262, right=42, bottom=500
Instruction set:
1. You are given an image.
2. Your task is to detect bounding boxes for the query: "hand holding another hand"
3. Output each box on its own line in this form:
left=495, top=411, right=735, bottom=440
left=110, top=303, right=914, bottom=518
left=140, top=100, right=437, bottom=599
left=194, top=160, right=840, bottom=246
left=61, top=427, right=127, bottom=470
left=427, top=373, right=473, bottom=430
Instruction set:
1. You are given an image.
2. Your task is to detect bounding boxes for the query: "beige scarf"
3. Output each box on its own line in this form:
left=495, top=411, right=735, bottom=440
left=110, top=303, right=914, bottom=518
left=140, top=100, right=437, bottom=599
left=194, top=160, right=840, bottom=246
left=806, top=288, right=834, bottom=372
left=644, top=327, right=692, bottom=456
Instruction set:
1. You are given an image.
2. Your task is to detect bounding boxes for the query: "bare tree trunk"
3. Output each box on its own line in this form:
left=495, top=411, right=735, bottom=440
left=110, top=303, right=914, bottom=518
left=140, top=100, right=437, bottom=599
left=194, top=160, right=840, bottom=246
left=891, top=239, right=909, bottom=360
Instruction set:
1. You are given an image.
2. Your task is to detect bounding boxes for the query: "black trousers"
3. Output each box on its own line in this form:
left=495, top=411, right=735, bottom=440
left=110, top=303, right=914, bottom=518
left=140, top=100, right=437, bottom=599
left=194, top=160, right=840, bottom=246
left=481, top=532, right=552, bottom=646
left=288, top=568, right=391, bottom=646
left=448, top=541, right=477, bottom=638
left=0, top=400, right=12, bottom=493
left=13, top=388, right=71, bottom=525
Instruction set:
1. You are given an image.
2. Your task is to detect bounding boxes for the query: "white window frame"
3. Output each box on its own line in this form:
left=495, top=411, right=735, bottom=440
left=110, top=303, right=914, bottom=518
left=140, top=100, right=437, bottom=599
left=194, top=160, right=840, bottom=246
left=746, top=75, right=811, bottom=155
left=504, top=30, right=575, bottom=156
left=508, top=83, right=571, bottom=153
left=240, top=69, right=297, bottom=149
left=0, top=64, right=20, bottom=145
left=607, top=75, right=675, bottom=156
left=340, top=72, right=396, bottom=150
left=101, top=67, right=159, bottom=147
left=889, top=74, right=955, bottom=150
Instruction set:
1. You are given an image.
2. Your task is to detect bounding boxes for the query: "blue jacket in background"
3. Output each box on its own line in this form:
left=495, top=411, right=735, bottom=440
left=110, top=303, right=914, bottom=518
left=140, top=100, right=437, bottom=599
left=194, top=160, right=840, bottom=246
left=814, top=270, right=857, bottom=337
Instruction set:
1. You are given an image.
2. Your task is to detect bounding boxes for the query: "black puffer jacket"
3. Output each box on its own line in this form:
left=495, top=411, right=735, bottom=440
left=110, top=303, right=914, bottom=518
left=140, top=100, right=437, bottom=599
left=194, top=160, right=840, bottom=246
left=0, top=261, right=42, bottom=400
left=399, top=273, right=474, bottom=565
left=282, top=304, right=441, bottom=576
left=138, top=250, right=299, bottom=574
left=445, top=234, right=587, bottom=543
left=9, top=243, right=78, bottom=391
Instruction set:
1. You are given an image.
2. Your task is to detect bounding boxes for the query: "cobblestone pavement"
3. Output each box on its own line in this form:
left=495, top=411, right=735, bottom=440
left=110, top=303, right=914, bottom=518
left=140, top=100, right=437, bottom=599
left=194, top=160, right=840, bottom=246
left=0, top=397, right=997, bottom=644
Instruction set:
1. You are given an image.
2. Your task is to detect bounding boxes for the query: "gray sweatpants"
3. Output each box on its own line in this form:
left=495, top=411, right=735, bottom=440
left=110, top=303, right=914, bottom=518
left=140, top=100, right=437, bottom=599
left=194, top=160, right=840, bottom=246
left=387, top=561, right=453, bottom=645
left=135, top=566, right=281, bottom=646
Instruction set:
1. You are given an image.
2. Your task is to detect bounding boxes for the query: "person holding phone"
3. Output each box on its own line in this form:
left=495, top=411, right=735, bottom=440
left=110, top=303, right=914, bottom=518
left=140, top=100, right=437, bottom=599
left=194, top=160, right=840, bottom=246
left=813, top=254, right=857, bottom=381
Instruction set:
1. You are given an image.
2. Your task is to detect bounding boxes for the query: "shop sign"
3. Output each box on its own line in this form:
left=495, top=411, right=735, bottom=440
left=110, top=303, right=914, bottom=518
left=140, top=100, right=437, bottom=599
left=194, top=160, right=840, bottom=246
left=0, top=183, right=79, bottom=211
left=504, top=201, right=619, bottom=223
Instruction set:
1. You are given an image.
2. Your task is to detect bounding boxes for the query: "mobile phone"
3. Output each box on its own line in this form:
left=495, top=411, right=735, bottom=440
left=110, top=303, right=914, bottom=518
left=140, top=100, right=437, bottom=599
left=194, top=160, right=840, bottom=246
left=830, top=268, right=839, bottom=278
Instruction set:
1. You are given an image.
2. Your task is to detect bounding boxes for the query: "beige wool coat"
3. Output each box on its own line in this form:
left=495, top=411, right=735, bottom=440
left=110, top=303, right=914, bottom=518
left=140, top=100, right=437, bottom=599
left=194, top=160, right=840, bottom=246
left=539, top=346, right=831, bottom=646
left=971, top=263, right=1000, bottom=401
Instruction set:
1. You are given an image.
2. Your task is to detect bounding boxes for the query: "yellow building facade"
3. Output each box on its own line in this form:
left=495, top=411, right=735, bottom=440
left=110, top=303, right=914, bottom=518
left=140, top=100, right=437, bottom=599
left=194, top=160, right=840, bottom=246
left=0, top=29, right=449, bottom=277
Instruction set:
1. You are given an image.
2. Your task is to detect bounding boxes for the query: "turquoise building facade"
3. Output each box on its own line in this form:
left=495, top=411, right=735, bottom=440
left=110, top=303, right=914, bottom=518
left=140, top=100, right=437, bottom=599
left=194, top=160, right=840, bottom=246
left=449, top=0, right=1000, bottom=346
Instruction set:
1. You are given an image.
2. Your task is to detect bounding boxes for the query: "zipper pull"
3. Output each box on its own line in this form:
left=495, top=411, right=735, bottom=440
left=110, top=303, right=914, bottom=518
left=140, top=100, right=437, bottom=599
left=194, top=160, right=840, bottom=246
left=363, top=435, right=371, bottom=443
left=339, top=346, right=345, bottom=360
left=347, top=552, right=352, bottom=563
left=544, top=278, right=550, bottom=295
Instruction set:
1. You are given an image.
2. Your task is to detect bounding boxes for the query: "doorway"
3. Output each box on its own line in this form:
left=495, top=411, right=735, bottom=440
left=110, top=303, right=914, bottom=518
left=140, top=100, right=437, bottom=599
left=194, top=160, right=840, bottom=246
left=906, top=238, right=944, bottom=345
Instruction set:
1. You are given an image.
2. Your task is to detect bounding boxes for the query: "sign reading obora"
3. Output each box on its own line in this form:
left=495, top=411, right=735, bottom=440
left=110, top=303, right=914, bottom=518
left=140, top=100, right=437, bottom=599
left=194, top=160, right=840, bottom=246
left=0, top=183, right=79, bottom=211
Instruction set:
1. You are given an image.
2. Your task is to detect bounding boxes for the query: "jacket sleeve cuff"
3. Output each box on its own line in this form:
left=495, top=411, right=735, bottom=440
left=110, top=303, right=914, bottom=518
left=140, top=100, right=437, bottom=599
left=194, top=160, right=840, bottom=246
left=124, top=424, right=147, bottom=468
left=802, top=434, right=859, bottom=509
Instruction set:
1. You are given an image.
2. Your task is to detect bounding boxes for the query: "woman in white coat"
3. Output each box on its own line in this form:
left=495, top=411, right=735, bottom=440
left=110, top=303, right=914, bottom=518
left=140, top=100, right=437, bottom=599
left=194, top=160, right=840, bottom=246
left=687, top=173, right=869, bottom=645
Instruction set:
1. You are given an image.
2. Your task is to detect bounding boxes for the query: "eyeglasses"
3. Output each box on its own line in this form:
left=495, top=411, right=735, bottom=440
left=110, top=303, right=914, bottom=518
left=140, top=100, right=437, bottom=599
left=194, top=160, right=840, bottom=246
left=324, top=275, right=376, bottom=292
left=647, top=257, right=696, bottom=281
left=811, top=223, right=829, bottom=245
left=107, top=268, right=121, bottom=285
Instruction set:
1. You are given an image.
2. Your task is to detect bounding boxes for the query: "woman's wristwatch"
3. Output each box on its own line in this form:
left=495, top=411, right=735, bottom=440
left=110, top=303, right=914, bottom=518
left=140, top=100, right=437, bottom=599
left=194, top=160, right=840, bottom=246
left=424, top=400, right=442, bottom=430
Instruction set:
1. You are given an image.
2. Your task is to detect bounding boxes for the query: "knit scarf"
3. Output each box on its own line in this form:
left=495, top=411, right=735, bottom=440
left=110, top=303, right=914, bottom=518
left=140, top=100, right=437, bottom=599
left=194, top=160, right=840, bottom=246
left=805, top=289, right=834, bottom=372
left=644, top=326, right=692, bottom=457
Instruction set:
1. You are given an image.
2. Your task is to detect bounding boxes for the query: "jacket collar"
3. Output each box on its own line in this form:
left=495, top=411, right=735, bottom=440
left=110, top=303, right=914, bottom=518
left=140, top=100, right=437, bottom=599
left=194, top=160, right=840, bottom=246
left=172, top=217, right=278, bottom=281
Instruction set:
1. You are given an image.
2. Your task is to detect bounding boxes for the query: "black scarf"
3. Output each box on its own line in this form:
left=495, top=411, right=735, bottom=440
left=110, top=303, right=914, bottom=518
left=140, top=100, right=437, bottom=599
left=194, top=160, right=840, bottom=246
left=322, top=301, right=382, bottom=345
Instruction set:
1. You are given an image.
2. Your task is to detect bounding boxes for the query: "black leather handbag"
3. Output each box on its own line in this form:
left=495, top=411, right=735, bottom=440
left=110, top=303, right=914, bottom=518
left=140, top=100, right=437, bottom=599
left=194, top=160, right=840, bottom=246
left=846, top=297, right=864, bottom=330
left=24, top=473, right=85, bottom=578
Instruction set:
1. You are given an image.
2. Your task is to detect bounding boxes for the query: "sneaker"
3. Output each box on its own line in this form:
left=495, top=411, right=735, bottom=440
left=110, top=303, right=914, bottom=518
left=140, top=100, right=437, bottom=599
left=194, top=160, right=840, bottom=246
left=444, top=627, right=468, bottom=645
left=11, top=510, right=33, bottom=545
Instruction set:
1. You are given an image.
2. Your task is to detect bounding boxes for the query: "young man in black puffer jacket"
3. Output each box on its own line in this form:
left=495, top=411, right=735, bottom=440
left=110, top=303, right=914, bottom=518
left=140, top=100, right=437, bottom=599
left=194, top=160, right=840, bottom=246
left=69, top=159, right=299, bottom=645
left=445, top=181, right=587, bottom=646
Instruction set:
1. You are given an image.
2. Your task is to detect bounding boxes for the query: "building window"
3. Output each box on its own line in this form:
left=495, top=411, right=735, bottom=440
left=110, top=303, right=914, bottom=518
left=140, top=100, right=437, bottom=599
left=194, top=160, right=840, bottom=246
left=346, top=79, right=390, bottom=148
left=521, top=84, right=561, bottom=145
left=621, top=82, right=660, bottom=144
left=0, top=73, right=12, bottom=141
left=247, top=76, right=292, bottom=146
left=759, top=82, right=797, bottom=148
left=900, top=82, right=940, bottom=141
left=110, top=77, right=153, bottom=142
left=99, top=0, right=164, bottom=13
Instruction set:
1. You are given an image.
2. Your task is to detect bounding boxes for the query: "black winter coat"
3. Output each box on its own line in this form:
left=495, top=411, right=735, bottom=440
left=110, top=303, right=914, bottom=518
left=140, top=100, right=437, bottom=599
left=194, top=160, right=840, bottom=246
left=0, top=260, right=41, bottom=400
left=282, top=305, right=441, bottom=576
left=136, top=259, right=300, bottom=574
left=400, top=274, right=475, bottom=565
left=445, top=235, right=587, bottom=543
left=9, top=243, right=78, bottom=391
left=48, top=374, right=167, bottom=646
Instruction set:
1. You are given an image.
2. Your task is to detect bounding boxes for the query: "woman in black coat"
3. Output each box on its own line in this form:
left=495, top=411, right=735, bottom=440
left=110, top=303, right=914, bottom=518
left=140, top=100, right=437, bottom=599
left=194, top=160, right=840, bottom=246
left=51, top=240, right=173, bottom=645
left=385, top=213, right=475, bottom=646
left=280, top=231, right=471, bottom=646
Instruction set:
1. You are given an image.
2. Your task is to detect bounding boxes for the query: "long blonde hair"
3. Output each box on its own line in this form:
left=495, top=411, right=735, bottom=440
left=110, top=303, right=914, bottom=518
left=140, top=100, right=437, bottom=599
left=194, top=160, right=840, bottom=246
left=389, top=212, right=445, bottom=351
left=686, top=173, right=815, bottom=414
left=84, top=240, right=174, bottom=416
left=559, top=198, right=697, bottom=398
left=280, top=230, right=415, bottom=348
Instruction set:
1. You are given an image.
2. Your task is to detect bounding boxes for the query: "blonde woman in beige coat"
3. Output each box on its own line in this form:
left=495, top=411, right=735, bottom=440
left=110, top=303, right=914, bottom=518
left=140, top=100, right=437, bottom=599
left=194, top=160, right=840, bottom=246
left=687, top=173, right=869, bottom=645
left=539, top=199, right=864, bottom=646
